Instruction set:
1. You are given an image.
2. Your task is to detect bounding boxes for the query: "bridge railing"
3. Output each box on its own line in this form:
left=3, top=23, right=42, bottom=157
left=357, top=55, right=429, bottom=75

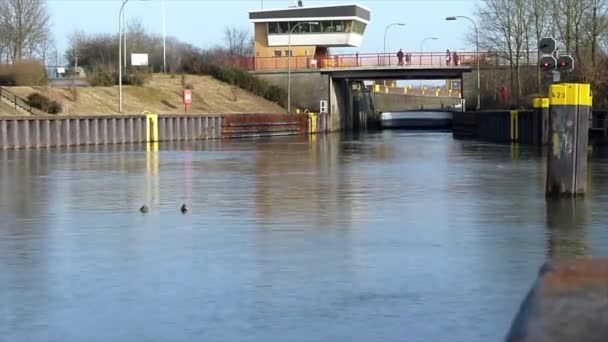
left=222, top=51, right=539, bottom=71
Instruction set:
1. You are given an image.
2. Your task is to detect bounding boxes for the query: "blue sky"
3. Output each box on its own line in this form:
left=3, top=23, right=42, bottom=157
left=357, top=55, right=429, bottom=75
left=48, top=0, right=478, bottom=56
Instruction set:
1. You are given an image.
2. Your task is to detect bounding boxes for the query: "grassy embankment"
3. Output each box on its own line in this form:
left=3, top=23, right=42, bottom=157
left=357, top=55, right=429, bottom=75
left=0, top=74, right=285, bottom=116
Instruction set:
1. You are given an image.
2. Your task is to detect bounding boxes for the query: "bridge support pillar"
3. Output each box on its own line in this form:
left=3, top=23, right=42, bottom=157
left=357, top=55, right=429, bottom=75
left=546, top=83, right=591, bottom=197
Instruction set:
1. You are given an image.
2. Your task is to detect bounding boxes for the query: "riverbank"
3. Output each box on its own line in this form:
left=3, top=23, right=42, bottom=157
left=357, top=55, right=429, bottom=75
left=1, top=74, right=285, bottom=116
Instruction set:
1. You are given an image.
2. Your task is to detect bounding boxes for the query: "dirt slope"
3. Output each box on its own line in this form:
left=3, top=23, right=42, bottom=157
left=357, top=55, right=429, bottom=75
left=5, top=74, right=285, bottom=116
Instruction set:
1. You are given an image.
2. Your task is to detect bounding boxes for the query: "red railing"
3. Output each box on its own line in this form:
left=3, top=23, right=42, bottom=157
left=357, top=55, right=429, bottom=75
left=225, top=52, right=482, bottom=71
left=222, top=51, right=538, bottom=72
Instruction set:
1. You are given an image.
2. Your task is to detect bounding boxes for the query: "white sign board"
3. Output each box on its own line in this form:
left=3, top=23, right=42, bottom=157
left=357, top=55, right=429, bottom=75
left=56, top=67, right=66, bottom=74
left=131, top=53, right=149, bottom=66
left=320, top=100, right=328, bottom=114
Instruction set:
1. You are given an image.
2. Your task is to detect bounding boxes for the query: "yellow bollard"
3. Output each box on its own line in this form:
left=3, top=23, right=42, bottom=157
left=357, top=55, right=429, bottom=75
left=510, top=110, right=519, bottom=142
left=308, top=112, right=317, bottom=134
left=546, top=83, right=592, bottom=196
left=145, top=113, right=158, bottom=143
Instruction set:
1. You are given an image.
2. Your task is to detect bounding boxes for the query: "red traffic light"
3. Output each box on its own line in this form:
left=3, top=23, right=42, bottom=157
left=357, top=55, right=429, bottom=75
left=539, top=56, right=556, bottom=71
left=556, top=55, right=574, bottom=72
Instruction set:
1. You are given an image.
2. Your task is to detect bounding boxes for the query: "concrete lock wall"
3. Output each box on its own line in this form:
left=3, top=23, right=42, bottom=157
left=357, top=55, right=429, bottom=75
left=372, top=92, right=461, bottom=112
left=253, top=71, right=330, bottom=112
left=328, top=79, right=376, bottom=131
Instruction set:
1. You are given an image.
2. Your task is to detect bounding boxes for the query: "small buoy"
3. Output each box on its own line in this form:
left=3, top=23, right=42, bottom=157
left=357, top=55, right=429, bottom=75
left=140, top=205, right=148, bottom=214
left=181, top=204, right=188, bottom=214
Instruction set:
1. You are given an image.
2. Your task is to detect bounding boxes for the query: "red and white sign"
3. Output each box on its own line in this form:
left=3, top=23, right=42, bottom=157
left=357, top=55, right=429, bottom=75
left=183, top=89, right=192, bottom=104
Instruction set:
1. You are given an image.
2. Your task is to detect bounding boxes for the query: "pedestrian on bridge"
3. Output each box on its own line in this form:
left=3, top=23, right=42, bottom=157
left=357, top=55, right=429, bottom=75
left=446, top=49, right=452, bottom=66
left=453, top=51, right=460, bottom=66
left=397, top=49, right=405, bottom=66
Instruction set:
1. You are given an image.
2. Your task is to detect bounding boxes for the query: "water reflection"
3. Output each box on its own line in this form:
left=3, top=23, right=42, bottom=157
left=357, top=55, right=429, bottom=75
left=2, top=134, right=608, bottom=341
left=545, top=198, right=589, bottom=257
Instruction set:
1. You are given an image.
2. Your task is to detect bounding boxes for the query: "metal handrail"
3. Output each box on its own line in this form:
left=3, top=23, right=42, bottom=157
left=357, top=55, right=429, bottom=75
left=0, top=86, right=44, bottom=115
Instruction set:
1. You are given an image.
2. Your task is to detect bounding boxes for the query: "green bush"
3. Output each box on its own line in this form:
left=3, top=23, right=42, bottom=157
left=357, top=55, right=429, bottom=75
left=88, top=66, right=115, bottom=87
left=121, top=69, right=151, bottom=86
left=197, top=63, right=286, bottom=106
left=0, top=61, right=48, bottom=86
left=47, top=101, right=63, bottom=114
left=27, top=93, right=62, bottom=114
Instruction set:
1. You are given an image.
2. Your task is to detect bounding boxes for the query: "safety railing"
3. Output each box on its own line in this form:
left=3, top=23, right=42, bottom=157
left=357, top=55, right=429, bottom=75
left=0, top=86, right=43, bottom=115
left=225, top=51, right=540, bottom=72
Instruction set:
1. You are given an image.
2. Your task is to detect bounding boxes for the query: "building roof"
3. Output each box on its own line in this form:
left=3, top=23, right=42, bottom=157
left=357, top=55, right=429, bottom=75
left=249, top=3, right=371, bottom=22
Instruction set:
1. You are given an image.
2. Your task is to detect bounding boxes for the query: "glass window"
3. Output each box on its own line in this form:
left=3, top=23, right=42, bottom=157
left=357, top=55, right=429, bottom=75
left=310, top=22, right=321, bottom=33
left=334, top=21, right=344, bottom=33
left=268, top=22, right=279, bottom=34
left=298, top=22, right=310, bottom=33
left=353, top=21, right=367, bottom=34
left=284, top=50, right=292, bottom=56
left=274, top=50, right=281, bottom=57
left=344, top=21, right=352, bottom=33
left=278, top=22, right=289, bottom=34
left=322, top=21, right=334, bottom=33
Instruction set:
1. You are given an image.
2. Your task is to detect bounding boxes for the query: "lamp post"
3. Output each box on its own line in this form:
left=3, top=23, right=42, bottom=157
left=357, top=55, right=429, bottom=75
left=118, top=0, right=128, bottom=113
left=446, top=16, right=480, bottom=110
left=118, top=0, right=149, bottom=113
left=420, top=36, right=438, bottom=66
left=383, top=22, right=405, bottom=65
left=419, top=37, right=438, bottom=87
left=162, top=0, right=166, bottom=73
left=288, top=21, right=319, bottom=114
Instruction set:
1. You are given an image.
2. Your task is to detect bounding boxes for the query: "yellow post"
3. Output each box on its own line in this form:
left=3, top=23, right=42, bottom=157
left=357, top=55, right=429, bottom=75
left=533, top=97, right=550, bottom=145
left=510, top=110, right=519, bottom=142
left=308, top=112, right=317, bottom=134
left=145, top=113, right=158, bottom=143
left=546, top=83, right=592, bottom=196
left=374, top=84, right=380, bottom=93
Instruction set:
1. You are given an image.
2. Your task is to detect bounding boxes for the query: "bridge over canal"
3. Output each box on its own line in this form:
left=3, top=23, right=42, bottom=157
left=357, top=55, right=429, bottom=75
left=235, top=52, right=474, bottom=131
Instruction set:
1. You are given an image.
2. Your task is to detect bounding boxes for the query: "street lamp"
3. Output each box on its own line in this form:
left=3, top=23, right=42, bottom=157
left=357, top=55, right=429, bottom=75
left=118, top=0, right=149, bottom=113
left=420, top=36, right=438, bottom=65
left=446, top=15, right=480, bottom=110
left=383, top=22, right=406, bottom=65
left=162, top=0, right=166, bottom=73
left=118, top=0, right=128, bottom=113
left=287, top=21, right=319, bottom=114
left=419, top=37, right=438, bottom=86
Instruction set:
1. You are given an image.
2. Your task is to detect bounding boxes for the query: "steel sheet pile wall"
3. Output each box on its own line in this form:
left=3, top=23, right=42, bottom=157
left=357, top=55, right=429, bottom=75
left=0, top=115, right=223, bottom=149
left=453, top=110, right=544, bottom=145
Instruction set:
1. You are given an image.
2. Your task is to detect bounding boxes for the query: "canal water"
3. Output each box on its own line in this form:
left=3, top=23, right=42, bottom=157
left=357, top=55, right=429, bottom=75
left=1, top=131, right=608, bottom=342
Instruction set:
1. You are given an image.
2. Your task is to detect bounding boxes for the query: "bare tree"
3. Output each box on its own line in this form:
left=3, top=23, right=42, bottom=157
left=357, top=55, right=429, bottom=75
left=583, top=0, right=608, bottom=68
left=223, top=27, right=253, bottom=57
left=529, top=0, right=550, bottom=91
left=0, top=0, right=51, bottom=62
left=476, top=0, right=530, bottom=103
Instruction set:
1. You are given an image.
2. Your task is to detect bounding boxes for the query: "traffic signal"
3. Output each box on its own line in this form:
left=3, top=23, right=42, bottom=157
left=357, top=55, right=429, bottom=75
left=539, top=56, right=557, bottom=72
left=556, top=55, right=574, bottom=72
left=539, top=37, right=557, bottom=55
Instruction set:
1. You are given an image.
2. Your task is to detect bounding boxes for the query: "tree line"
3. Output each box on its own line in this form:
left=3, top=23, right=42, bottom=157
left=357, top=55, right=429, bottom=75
left=0, top=0, right=54, bottom=64
left=475, top=0, right=608, bottom=108
left=65, top=19, right=253, bottom=75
